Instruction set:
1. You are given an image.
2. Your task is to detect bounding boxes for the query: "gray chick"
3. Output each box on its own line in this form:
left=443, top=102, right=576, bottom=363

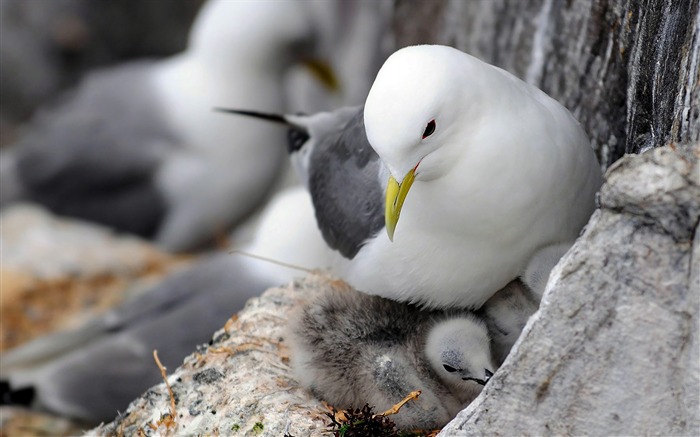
left=477, top=280, right=540, bottom=366
left=289, top=286, right=495, bottom=430
left=521, top=241, right=574, bottom=299
left=480, top=242, right=573, bottom=365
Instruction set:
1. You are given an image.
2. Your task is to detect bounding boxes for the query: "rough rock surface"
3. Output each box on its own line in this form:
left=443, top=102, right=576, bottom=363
left=438, top=144, right=700, bottom=436
left=92, top=276, right=334, bottom=437
left=1, top=204, right=185, bottom=350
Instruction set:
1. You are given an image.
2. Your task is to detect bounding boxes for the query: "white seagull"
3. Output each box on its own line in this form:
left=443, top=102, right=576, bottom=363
left=217, top=45, right=602, bottom=308
left=356, top=44, right=602, bottom=308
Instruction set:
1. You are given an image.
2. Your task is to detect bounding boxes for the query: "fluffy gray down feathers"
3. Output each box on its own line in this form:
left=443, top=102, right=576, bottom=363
left=289, top=285, right=505, bottom=429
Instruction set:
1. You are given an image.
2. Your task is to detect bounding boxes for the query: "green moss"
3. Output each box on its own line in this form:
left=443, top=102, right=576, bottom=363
left=230, top=424, right=240, bottom=432
left=252, top=422, right=264, bottom=433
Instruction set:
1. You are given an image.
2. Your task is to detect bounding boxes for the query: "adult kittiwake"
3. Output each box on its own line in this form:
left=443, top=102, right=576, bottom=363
left=217, top=45, right=602, bottom=309
left=0, top=0, right=338, bottom=252
left=359, top=45, right=602, bottom=308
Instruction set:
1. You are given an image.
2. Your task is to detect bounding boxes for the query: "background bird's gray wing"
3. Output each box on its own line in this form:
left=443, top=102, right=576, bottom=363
left=308, top=107, right=385, bottom=259
left=3, top=253, right=275, bottom=422
left=2, top=253, right=271, bottom=372
left=12, top=61, right=178, bottom=237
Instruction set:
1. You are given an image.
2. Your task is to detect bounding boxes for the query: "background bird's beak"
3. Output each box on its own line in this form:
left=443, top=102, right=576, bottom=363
left=302, top=59, right=340, bottom=91
left=214, top=108, right=289, bottom=124
left=385, top=167, right=416, bottom=241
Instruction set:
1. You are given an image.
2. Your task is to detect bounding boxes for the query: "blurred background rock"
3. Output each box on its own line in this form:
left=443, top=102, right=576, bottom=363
left=0, top=204, right=188, bottom=352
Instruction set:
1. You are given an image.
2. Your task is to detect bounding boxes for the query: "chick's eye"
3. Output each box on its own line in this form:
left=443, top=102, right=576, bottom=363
left=442, top=364, right=457, bottom=373
left=422, top=119, right=436, bottom=139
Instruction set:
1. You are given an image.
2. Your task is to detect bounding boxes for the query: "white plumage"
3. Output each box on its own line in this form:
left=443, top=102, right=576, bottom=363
left=219, top=46, right=599, bottom=306
left=348, top=44, right=602, bottom=308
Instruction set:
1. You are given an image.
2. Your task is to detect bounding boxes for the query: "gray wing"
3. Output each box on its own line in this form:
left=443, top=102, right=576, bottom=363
left=11, top=61, right=177, bottom=237
left=101, top=253, right=271, bottom=334
left=307, top=107, right=385, bottom=259
left=3, top=253, right=274, bottom=422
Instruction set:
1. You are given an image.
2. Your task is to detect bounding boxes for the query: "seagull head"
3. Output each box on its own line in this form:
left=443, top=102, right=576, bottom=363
left=425, top=316, right=496, bottom=402
left=364, top=45, right=485, bottom=240
left=188, top=0, right=339, bottom=90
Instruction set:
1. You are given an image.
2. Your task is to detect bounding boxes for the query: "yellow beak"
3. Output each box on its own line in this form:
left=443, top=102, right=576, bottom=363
left=302, top=59, right=340, bottom=92
left=385, top=167, right=417, bottom=241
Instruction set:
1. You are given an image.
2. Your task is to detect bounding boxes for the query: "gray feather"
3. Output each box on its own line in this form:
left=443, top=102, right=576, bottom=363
left=521, top=242, right=573, bottom=298
left=475, top=243, right=572, bottom=365
left=213, top=105, right=386, bottom=259
left=9, top=62, right=177, bottom=237
left=477, top=280, right=540, bottom=365
left=289, top=286, right=493, bottom=429
left=298, top=106, right=385, bottom=259
left=2, top=253, right=274, bottom=423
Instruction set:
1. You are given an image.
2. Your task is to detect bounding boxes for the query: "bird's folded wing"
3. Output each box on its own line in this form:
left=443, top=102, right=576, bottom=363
left=306, top=107, right=386, bottom=259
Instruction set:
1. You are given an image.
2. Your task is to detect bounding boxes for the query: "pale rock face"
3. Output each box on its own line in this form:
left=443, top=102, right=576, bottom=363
left=439, top=144, right=700, bottom=436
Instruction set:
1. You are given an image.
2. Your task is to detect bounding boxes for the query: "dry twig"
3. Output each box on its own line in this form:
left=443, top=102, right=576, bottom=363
left=152, top=350, right=177, bottom=430
left=378, top=390, right=421, bottom=417
left=223, top=315, right=238, bottom=334
left=229, top=250, right=315, bottom=274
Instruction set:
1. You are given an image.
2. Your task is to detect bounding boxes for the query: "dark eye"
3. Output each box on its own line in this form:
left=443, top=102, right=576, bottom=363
left=287, top=127, right=309, bottom=153
left=422, top=120, right=436, bottom=139
left=442, top=364, right=457, bottom=373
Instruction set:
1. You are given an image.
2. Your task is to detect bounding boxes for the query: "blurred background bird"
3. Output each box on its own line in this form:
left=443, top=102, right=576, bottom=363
left=0, top=0, right=391, bottom=428
left=0, top=0, right=390, bottom=253
left=0, top=0, right=203, bottom=147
